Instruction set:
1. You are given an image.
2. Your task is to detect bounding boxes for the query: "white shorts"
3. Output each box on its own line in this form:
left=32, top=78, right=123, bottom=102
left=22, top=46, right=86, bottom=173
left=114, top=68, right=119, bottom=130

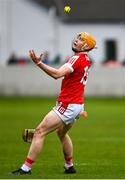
left=53, top=101, right=84, bottom=125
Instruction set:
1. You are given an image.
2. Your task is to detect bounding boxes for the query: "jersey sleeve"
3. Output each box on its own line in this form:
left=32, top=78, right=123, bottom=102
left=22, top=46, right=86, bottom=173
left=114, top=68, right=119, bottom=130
left=65, top=55, right=80, bottom=72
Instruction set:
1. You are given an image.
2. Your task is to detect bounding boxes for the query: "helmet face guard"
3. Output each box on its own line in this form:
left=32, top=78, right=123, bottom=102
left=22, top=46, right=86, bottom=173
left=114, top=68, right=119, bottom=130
left=77, top=32, right=96, bottom=51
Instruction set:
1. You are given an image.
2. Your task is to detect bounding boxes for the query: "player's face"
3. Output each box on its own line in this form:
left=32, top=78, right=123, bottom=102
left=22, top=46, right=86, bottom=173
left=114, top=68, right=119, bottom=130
left=72, top=34, right=86, bottom=52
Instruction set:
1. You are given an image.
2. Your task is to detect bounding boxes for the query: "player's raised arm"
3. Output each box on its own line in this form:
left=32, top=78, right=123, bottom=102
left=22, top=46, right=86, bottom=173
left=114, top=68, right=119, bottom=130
left=29, top=49, right=72, bottom=79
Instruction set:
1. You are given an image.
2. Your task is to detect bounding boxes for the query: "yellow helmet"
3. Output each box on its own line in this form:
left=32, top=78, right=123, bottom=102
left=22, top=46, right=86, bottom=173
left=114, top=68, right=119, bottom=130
left=78, top=32, right=96, bottom=50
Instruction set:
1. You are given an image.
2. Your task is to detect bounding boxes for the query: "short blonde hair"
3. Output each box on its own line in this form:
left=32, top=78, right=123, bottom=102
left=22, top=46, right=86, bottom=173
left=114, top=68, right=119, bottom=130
left=78, top=32, right=96, bottom=50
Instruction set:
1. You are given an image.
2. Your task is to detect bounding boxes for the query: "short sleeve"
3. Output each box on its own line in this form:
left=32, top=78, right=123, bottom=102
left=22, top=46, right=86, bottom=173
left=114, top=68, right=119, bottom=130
left=65, top=55, right=80, bottom=72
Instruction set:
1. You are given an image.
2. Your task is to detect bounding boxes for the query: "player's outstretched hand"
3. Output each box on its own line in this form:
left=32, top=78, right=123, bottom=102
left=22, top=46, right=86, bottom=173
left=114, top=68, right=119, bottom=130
left=29, top=49, right=43, bottom=65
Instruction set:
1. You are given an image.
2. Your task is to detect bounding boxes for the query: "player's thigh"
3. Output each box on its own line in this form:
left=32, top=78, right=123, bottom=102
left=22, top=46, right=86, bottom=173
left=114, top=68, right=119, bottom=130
left=36, top=110, right=64, bottom=135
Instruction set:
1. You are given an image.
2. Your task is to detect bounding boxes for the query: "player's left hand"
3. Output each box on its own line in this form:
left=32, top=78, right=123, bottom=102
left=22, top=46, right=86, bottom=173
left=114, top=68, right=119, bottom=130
left=29, top=49, right=43, bottom=65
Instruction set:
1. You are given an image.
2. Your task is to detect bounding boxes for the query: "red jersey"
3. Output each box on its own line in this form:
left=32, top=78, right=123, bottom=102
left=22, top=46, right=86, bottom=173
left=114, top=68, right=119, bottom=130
left=57, top=53, right=91, bottom=104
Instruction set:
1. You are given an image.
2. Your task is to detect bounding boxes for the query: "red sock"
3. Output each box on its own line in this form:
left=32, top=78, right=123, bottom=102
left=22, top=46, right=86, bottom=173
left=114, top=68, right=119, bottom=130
left=24, top=157, right=34, bottom=168
left=65, top=156, right=73, bottom=165
left=21, top=157, right=34, bottom=172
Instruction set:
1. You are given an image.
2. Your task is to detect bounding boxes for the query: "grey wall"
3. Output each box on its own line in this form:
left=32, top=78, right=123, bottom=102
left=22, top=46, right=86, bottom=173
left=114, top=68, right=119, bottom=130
left=0, top=66, right=125, bottom=96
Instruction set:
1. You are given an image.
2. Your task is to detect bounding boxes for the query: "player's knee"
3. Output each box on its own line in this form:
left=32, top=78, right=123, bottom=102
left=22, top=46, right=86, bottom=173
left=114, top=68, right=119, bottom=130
left=34, top=126, right=46, bottom=138
left=56, top=129, right=65, bottom=140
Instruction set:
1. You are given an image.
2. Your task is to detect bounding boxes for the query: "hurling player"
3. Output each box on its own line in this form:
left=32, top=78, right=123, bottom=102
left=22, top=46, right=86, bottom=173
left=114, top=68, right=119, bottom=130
left=12, top=32, right=96, bottom=175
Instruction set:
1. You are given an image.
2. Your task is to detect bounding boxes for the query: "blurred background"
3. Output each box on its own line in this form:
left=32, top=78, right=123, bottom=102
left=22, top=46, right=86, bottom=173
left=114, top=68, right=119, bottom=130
left=1, top=1, right=125, bottom=178
left=0, top=0, right=125, bottom=96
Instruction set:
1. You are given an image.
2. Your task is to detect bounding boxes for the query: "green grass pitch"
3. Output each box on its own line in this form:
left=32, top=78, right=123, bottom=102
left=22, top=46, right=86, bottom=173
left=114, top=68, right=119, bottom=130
left=0, top=96, right=125, bottom=179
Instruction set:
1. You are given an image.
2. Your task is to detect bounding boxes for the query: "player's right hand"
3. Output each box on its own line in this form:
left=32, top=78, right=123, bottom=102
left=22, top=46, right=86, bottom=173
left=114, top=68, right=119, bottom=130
left=80, top=111, right=88, bottom=118
left=29, top=49, right=43, bottom=65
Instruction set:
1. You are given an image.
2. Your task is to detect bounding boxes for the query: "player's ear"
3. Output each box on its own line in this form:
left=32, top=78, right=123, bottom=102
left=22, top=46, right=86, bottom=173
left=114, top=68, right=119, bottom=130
left=81, top=43, right=88, bottom=51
